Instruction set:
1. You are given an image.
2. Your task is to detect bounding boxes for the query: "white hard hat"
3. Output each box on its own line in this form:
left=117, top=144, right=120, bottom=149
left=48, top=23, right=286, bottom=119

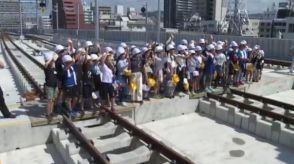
left=85, top=41, right=93, bottom=47
left=77, top=48, right=86, bottom=54
left=189, top=43, right=195, bottom=50
left=199, top=38, right=205, bottom=44
left=181, top=39, right=188, bottom=45
left=240, top=40, right=247, bottom=45
left=177, top=45, right=185, bottom=51
left=217, top=41, right=224, bottom=45
left=130, top=45, right=136, bottom=49
left=212, top=42, right=217, bottom=46
left=166, top=44, right=175, bottom=51
left=189, top=50, right=195, bottom=54
left=155, top=46, right=164, bottom=53
left=216, top=45, right=223, bottom=51
left=120, top=42, right=127, bottom=48
left=206, top=44, right=215, bottom=51
left=195, top=46, right=202, bottom=52
left=230, top=41, right=238, bottom=47
left=105, top=47, right=113, bottom=53
left=90, top=54, right=99, bottom=60
left=254, top=45, right=260, bottom=50
left=62, top=55, right=73, bottom=63
left=117, top=46, right=125, bottom=55
left=54, top=45, right=65, bottom=53
left=44, top=51, right=54, bottom=62
left=247, top=47, right=252, bottom=52
left=141, top=47, right=149, bottom=53
left=132, top=47, right=141, bottom=55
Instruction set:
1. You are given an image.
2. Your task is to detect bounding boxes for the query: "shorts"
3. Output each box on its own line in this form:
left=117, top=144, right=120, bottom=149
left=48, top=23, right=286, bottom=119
left=46, top=86, right=57, bottom=100
left=215, top=65, right=223, bottom=74
left=100, top=82, right=115, bottom=100
left=64, top=86, right=79, bottom=99
left=82, top=84, right=92, bottom=99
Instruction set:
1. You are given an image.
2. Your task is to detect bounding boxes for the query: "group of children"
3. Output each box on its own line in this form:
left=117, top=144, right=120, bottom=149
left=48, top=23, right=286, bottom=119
left=43, top=37, right=265, bottom=119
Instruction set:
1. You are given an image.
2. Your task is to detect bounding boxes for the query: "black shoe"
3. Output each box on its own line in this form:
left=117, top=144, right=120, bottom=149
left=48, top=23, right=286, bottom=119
left=5, top=114, right=16, bottom=118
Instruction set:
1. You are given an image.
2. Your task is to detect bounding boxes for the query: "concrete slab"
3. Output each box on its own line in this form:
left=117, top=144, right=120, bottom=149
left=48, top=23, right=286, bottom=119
left=139, top=113, right=294, bottom=164
left=0, top=144, right=65, bottom=164
left=265, top=90, right=294, bottom=106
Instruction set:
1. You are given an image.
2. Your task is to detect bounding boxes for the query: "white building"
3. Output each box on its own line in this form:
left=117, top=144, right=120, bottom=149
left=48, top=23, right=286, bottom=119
left=115, top=5, right=124, bottom=16
left=241, top=19, right=260, bottom=37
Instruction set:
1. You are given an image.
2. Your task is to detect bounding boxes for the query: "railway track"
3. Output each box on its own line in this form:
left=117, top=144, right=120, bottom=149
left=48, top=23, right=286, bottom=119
left=1, top=33, right=45, bottom=98
left=206, top=90, right=294, bottom=127
left=53, top=109, right=194, bottom=164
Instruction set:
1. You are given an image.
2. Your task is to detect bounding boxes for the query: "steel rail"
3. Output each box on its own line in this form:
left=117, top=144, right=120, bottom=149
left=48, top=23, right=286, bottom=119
left=1, top=34, right=44, bottom=97
left=207, top=93, right=294, bottom=125
left=230, top=88, right=294, bottom=112
left=62, top=115, right=110, bottom=164
left=104, top=108, right=195, bottom=164
left=264, top=58, right=292, bottom=67
left=5, top=34, right=45, bottom=70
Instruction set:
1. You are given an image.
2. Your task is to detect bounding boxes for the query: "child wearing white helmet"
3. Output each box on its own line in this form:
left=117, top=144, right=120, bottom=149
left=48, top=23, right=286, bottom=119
left=203, top=44, right=215, bottom=93
left=130, top=48, right=143, bottom=103
left=214, top=45, right=226, bottom=87
left=116, top=46, right=129, bottom=106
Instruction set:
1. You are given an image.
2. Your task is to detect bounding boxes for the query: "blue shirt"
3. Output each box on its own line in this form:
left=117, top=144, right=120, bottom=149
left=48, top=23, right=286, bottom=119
left=63, top=64, right=77, bottom=87
left=204, top=53, right=215, bottom=74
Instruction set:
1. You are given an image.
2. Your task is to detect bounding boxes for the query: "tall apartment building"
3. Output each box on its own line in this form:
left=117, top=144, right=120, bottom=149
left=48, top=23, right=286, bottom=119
left=52, top=0, right=94, bottom=29
left=164, top=0, right=226, bottom=29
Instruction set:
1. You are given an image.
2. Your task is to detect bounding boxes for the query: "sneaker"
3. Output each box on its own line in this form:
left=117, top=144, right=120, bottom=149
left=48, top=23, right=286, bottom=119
left=208, top=87, right=215, bottom=92
left=205, top=88, right=211, bottom=93
left=121, top=102, right=128, bottom=107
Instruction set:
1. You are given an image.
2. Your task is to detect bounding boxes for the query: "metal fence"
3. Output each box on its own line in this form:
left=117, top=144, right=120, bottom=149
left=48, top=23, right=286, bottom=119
left=48, top=29, right=294, bottom=60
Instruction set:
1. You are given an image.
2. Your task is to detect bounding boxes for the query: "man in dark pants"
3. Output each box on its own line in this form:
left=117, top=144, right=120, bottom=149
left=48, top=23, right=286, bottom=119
left=0, top=59, right=16, bottom=118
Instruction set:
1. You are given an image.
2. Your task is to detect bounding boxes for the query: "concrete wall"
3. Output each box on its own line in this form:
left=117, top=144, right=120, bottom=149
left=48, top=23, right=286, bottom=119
left=198, top=98, right=294, bottom=149
left=51, top=29, right=294, bottom=60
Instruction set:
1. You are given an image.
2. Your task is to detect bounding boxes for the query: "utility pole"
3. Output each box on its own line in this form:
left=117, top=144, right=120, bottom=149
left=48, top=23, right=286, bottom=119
left=157, top=0, right=161, bottom=43
left=54, top=3, right=59, bottom=32
left=95, top=0, right=100, bottom=41
left=145, top=2, right=148, bottom=43
left=36, top=0, right=39, bottom=32
left=77, top=3, right=80, bottom=41
left=19, top=0, right=24, bottom=40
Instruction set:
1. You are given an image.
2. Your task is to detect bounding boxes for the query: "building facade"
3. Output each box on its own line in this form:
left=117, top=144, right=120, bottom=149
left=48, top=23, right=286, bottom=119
left=164, top=0, right=226, bottom=29
left=52, top=0, right=94, bottom=29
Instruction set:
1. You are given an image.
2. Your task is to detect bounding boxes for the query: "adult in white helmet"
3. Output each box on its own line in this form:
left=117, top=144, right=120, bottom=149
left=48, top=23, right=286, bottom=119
left=85, top=41, right=93, bottom=47
left=166, top=44, right=177, bottom=76
left=105, top=46, right=113, bottom=54
left=153, top=45, right=167, bottom=95
left=203, top=44, right=215, bottom=93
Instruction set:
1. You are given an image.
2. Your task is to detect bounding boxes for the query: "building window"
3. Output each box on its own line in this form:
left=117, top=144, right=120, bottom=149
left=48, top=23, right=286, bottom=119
left=267, top=23, right=271, bottom=26
left=288, top=24, right=294, bottom=32
left=266, top=29, right=270, bottom=32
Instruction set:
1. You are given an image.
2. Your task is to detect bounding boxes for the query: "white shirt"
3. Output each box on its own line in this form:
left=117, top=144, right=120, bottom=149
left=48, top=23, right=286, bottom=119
left=117, top=59, right=129, bottom=75
left=215, top=53, right=226, bottom=66
left=100, top=64, right=113, bottom=83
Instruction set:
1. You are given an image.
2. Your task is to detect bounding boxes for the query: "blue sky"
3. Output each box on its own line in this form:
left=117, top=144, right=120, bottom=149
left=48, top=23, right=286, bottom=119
left=93, top=0, right=281, bottom=14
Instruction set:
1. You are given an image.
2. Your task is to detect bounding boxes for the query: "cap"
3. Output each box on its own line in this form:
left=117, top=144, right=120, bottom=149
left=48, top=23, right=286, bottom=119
left=155, top=46, right=164, bottom=53
left=240, top=40, right=247, bottom=45
left=216, top=45, right=223, bottom=51
left=166, top=44, right=175, bottom=51
left=132, top=47, right=141, bottom=55
left=120, top=42, right=127, bottom=48
left=195, top=46, right=202, bottom=52
left=85, top=41, right=93, bottom=47
left=254, top=45, right=260, bottom=50
left=54, top=45, right=65, bottom=53
left=130, top=45, right=136, bottom=49
left=90, top=54, right=99, bottom=60
left=206, top=44, right=215, bottom=51
left=62, top=55, right=73, bottom=63
left=177, top=45, right=185, bottom=51
left=199, top=38, right=205, bottom=44
left=117, top=46, right=125, bottom=55
left=181, top=39, right=188, bottom=45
